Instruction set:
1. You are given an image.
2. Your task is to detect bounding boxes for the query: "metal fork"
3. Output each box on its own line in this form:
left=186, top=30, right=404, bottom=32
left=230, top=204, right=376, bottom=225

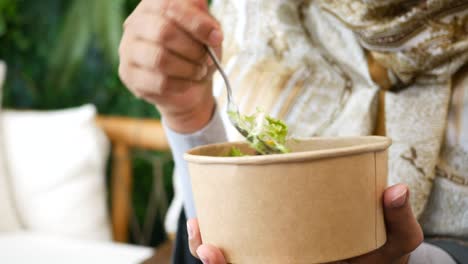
left=205, top=46, right=281, bottom=154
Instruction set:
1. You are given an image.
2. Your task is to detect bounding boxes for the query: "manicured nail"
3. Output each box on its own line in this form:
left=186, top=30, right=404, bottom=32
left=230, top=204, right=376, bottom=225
left=197, top=248, right=210, bottom=264
left=209, top=29, right=223, bottom=46
left=187, top=222, right=194, bottom=240
left=200, top=256, right=209, bottom=264
left=390, top=188, right=407, bottom=208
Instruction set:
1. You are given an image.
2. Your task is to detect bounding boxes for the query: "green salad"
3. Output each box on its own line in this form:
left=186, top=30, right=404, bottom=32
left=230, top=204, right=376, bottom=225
left=228, top=146, right=247, bottom=157
left=228, top=109, right=290, bottom=156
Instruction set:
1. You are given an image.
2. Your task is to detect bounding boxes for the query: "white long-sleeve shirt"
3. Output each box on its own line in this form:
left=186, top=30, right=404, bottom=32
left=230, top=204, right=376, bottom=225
left=163, top=109, right=227, bottom=219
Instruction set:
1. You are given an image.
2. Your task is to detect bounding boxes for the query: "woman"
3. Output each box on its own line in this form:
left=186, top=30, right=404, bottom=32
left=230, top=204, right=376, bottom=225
left=119, top=0, right=467, bottom=263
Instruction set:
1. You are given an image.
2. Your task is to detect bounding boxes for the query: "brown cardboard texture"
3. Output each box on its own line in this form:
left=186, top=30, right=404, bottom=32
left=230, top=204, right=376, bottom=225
left=185, top=136, right=391, bottom=264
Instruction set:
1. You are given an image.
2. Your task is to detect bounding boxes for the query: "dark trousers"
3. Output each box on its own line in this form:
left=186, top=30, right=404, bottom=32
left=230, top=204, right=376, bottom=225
left=172, top=209, right=203, bottom=264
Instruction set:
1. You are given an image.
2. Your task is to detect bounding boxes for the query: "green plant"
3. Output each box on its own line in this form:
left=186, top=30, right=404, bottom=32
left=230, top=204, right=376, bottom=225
left=0, top=0, right=156, bottom=116
left=47, top=0, right=124, bottom=89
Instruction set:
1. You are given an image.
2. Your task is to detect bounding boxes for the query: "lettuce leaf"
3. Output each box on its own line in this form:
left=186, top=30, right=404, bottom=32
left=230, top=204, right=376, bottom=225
left=228, top=146, right=247, bottom=157
left=228, top=109, right=290, bottom=155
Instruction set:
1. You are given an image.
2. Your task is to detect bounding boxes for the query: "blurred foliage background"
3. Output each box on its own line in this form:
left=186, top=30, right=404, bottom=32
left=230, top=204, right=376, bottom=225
left=0, top=0, right=174, bottom=247
left=0, top=0, right=158, bottom=116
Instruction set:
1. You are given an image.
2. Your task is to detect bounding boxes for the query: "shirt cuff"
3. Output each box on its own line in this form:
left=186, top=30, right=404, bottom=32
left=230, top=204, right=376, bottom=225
left=163, top=105, right=227, bottom=218
left=163, top=106, right=227, bottom=153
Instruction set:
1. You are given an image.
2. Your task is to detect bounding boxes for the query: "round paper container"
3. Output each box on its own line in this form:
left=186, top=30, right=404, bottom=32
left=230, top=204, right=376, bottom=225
left=185, top=136, right=391, bottom=264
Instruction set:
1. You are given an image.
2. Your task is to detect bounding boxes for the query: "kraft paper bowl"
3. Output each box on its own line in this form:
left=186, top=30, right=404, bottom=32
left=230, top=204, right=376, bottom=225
left=185, top=136, right=391, bottom=264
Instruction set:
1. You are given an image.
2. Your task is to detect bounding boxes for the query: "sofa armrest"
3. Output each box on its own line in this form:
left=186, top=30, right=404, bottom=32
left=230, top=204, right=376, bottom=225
left=96, top=116, right=169, bottom=243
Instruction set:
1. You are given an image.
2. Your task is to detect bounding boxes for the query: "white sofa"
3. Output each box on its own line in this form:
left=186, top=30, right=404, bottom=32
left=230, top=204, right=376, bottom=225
left=0, top=62, right=153, bottom=263
left=0, top=232, right=153, bottom=264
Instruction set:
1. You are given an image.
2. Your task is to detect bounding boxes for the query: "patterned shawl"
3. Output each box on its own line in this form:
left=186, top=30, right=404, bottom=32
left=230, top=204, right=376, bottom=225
left=319, top=0, right=468, bottom=86
left=210, top=0, right=468, bottom=237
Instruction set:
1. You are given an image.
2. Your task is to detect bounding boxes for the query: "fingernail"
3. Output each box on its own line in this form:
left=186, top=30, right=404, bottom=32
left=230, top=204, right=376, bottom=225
left=390, top=188, right=407, bottom=208
left=197, top=248, right=209, bottom=264
left=200, top=256, right=209, bottom=264
left=209, top=29, right=223, bottom=46
left=197, top=65, right=208, bottom=80
left=187, top=222, right=194, bottom=240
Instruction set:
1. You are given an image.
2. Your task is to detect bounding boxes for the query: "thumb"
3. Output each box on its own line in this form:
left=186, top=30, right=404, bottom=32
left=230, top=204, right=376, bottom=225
left=187, top=219, right=202, bottom=258
left=381, top=184, right=424, bottom=258
left=197, top=244, right=227, bottom=264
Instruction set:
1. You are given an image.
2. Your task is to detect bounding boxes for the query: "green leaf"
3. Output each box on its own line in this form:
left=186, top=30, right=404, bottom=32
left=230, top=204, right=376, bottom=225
left=228, top=109, right=290, bottom=155
left=47, top=0, right=93, bottom=89
left=94, top=0, right=124, bottom=66
left=228, top=147, right=247, bottom=157
left=47, top=0, right=125, bottom=89
left=0, top=18, right=7, bottom=37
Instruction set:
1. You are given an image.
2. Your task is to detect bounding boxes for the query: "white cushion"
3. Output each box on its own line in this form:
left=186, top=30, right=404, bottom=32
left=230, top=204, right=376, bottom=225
left=0, top=231, right=153, bottom=264
left=1, top=105, right=111, bottom=240
left=0, top=61, right=22, bottom=232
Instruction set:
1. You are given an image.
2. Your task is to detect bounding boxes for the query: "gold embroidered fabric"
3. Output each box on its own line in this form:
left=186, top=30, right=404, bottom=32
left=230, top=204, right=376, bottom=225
left=420, top=65, right=468, bottom=236
left=211, top=0, right=468, bottom=237
left=318, top=0, right=468, bottom=233
left=319, top=0, right=468, bottom=85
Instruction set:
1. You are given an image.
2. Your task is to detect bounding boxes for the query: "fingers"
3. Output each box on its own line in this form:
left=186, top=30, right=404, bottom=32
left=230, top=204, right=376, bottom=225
left=384, top=184, right=424, bottom=254
left=197, top=244, right=227, bottom=264
left=187, top=219, right=202, bottom=258
left=185, top=185, right=421, bottom=264
left=192, top=0, right=209, bottom=11
left=118, top=63, right=193, bottom=99
left=120, top=36, right=207, bottom=80
left=164, top=0, right=223, bottom=47
left=124, top=13, right=207, bottom=62
left=141, top=0, right=223, bottom=47
left=119, top=0, right=222, bottom=101
left=381, top=184, right=424, bottom=258
left=346, top=184, right=423, bottom=264
left=187, top=219, right=227, bottom=264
